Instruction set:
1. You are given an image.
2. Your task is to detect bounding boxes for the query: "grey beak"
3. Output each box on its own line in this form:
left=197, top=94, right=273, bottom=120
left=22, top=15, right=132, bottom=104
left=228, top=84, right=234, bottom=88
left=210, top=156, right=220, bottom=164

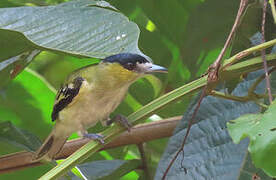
left=148, top=64, right=168, bottom=73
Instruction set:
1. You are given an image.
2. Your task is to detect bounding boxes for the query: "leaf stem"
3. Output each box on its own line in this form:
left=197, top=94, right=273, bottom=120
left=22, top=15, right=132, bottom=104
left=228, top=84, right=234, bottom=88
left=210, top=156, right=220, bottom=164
left=223, top=39, right=276, bottom=68
left=209, top=90, right=250, bottom=102
left=270, top=0, right=276, bottom=24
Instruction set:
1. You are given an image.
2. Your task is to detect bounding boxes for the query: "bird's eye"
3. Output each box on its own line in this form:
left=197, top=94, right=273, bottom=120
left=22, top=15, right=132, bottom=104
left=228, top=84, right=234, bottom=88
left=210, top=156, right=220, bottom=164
left=124, top=63, right=135, bottom=70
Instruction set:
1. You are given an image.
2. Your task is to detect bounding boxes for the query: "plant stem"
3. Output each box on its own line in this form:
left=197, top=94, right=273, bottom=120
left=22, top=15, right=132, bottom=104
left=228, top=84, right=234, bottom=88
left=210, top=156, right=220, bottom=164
left=137, top=143, right=150, bottom=180
left=260, top=0, right=273, bottom=104
left=248, top=67, right=276, bottom=95
left=270, top=0, right=276, bottom=24
left=210, top=90, right=250, bottom=102
left=223, top=39, right=276, bottom=68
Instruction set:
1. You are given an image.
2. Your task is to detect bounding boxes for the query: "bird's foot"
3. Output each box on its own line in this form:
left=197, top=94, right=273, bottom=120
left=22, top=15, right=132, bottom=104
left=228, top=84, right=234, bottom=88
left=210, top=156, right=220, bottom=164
left=107, top=114, right=132, bottom=132
left=83, top=133, right=105, bottom=144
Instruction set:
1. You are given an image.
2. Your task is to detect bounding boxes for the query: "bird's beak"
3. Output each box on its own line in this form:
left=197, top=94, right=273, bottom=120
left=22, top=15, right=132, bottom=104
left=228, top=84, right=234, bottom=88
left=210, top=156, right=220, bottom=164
left=147, top=64, right=168, bottom=73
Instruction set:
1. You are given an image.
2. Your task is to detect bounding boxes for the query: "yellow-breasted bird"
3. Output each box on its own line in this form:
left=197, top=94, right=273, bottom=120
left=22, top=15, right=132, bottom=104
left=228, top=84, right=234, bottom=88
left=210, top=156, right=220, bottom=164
left=34, top=53, right=167, bottom=161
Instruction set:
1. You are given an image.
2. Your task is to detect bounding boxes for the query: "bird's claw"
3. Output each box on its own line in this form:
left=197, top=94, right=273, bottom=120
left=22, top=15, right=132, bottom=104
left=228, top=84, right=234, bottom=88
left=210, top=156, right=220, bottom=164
left=83, top=133, right=105, bottom=144
left=108, top=114, right=132, bottom=132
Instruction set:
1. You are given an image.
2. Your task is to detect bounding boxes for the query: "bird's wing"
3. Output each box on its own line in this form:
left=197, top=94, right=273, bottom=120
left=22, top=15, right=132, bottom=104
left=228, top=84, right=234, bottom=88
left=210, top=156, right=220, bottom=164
left=51, top=77, right=85, bottom=121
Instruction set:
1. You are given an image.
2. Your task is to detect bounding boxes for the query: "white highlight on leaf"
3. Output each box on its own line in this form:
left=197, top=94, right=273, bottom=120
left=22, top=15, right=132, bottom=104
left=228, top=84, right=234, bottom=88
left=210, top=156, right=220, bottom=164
left=115, top=34, right=126, bottom=40
left=149, top=114, right=163, bottom=122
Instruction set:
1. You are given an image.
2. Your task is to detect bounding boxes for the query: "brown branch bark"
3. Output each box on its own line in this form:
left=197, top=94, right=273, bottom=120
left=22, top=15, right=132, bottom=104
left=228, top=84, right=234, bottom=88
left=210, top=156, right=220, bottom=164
left=137, top=143, right=150, bottom=180
left=261, top=0, right=273, bottom=104
left=0, top=116, right=182, bottom=174
left=208, top=0, right=248, bottom=83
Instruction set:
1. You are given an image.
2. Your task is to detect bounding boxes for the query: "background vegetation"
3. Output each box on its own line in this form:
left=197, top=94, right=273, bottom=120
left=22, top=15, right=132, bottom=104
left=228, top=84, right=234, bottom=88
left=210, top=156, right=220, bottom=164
left=0, top=0, right=276, bottom=179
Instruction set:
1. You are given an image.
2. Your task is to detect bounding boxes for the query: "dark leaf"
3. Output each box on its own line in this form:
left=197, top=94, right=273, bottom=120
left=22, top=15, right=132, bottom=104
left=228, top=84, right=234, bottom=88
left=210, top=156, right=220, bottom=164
left=76, top=159, right=141, bottom=180
left=0, top=121, right=41, bottom=152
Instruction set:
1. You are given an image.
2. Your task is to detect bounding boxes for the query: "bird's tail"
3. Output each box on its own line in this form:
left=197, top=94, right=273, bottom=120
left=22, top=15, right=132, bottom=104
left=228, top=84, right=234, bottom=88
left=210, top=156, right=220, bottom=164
left=34, top=129, right=68, bottom=161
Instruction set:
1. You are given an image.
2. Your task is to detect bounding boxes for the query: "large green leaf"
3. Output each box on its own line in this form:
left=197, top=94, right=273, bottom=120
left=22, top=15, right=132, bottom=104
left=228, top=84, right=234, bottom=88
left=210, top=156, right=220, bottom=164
left=0, top=0, right=144, bottom=60
left=228, top=101, right=276, bottom=177
left=155, top=71, right=271, bottom=179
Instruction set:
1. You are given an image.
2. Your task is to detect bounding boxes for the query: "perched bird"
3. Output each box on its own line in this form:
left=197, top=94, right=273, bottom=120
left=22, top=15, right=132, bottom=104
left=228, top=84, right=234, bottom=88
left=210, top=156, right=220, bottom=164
left=34, top=53, right=167, bottom=161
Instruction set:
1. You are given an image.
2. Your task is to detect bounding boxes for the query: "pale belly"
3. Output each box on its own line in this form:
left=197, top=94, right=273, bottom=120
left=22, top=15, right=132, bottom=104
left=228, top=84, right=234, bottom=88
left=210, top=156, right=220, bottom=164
left=55, top=87, right=128, bottom=136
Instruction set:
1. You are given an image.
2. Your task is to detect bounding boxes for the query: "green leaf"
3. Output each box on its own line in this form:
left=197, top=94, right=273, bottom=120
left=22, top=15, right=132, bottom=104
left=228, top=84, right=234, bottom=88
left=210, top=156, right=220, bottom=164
left=0, top=0, right=144, bottom=60
left=228, top=101, right=276, bottom=177
left=0, top=121, right=41, bottom=151
left=0, top=50, right=40, bottom=88
left=76, top=159, right=141, bottom=180
left=227, top=114, right=262, bottom=144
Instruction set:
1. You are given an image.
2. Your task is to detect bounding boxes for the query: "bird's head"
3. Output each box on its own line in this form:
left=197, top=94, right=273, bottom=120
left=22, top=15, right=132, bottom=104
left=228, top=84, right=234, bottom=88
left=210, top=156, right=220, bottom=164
left=102, top=53, right=168, bottom=75
left=98, top=53, right=167, bottom=84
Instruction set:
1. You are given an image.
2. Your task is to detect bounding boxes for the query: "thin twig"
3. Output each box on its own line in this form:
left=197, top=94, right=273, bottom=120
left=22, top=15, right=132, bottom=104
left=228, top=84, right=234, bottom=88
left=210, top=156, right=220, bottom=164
left=222, top=39, right=276, bottom=68
left=248, top=66, right=276, bottom=95
left=261, top=0, right=273, bottom=104
left=210, top=90, right=251, bottom=102
left=161, top=87, right=207, bottom=180
left=270, top=0, right=276, bottom=24
left=210, top=67, right=276, bottom=103
left=137, top=143, right=150, bottom=180
left=208, top=0, right=248, bottom=82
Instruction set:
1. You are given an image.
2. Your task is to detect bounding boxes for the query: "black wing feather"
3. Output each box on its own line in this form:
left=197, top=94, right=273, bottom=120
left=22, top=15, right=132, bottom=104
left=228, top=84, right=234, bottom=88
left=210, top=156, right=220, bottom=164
left=51, top=77, right=84, bottom=121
